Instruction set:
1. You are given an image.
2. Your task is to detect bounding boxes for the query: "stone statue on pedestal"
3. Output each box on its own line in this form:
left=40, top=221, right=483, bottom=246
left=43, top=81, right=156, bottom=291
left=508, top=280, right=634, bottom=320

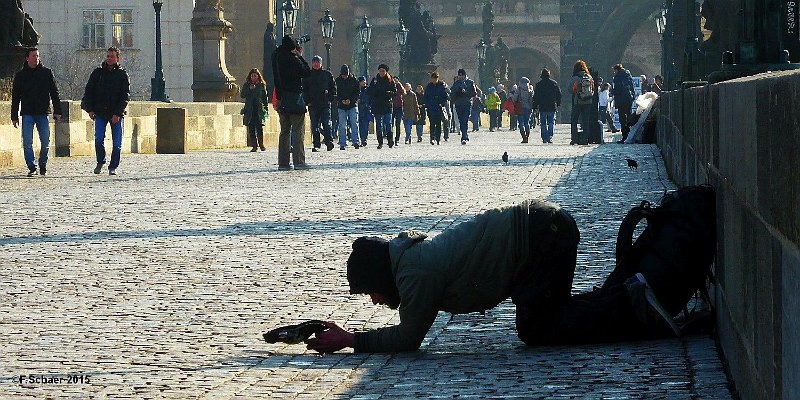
left=1, top=0, right=40, bottom=82
left=398, top=0, right=439, bottom=66
left=191, top=0, right=239, bottom=101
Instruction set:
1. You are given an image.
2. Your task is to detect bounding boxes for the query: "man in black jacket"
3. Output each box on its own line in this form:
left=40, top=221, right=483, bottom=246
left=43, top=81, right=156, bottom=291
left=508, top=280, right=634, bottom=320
left=334, top=65, right=360, bottom=150
left=611, top=63, right=635, bottom=143
left=272, top=35, right=311, bottom=170
left=532, top=68, right=562, bottom=144
left=81, top=46, right=130, bottom=176
left=303, top=55, right=335, bottom=152
left=11, top=48, right=62, bottom=177
left=366, top=64, right=396, bottom=149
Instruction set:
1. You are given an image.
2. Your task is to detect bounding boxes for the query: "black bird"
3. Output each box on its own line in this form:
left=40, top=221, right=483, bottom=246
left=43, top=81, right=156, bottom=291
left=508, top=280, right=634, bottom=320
left=502, top=152, right=509, bottom=164
left=625, top=158, right=638, bottom=171
left=263, top=320, right=329, bottom=344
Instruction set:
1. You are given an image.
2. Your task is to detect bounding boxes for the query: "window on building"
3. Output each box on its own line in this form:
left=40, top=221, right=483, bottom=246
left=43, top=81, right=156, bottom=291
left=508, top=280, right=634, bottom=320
left=82, top=9, right=134, bottom=49
left=111, top=10, right=134, bottom=48
left=82, top=10, right=105, bottom=49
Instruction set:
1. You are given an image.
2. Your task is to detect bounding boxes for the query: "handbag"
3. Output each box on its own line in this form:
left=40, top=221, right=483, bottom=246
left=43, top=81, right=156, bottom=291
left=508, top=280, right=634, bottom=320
left=513, top=100, right=523, bottom=116
left=278, top=91, right=306, bottom=114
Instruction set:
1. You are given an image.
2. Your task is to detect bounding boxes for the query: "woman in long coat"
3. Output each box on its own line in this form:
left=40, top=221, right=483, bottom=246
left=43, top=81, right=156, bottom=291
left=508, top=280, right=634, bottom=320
left=241, top=68, right=270, bottom=151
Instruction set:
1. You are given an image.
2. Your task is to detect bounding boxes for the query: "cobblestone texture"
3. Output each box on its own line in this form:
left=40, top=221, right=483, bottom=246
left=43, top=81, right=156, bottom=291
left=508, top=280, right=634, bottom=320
left=0, top=124, right=732, bottom=398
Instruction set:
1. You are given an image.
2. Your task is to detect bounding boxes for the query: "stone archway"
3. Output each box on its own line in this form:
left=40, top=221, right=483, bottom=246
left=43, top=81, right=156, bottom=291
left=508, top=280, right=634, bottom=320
left=591, top=0, right=661, bottom=72
left=507, top=47, right=560, bottom=87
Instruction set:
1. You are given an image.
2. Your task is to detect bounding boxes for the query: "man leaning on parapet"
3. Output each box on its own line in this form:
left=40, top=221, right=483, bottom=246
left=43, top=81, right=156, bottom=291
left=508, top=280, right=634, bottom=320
left=11, top=47, right=62, bottom=177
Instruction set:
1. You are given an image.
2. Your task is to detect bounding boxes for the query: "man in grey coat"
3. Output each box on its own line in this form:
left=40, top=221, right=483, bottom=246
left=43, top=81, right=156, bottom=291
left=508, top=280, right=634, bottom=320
left=305, top=200, right=581, bottom=353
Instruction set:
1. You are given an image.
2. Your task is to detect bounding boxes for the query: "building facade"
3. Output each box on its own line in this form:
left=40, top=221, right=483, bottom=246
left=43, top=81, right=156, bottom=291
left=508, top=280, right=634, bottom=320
left=25, top=0, right=194, bottom=101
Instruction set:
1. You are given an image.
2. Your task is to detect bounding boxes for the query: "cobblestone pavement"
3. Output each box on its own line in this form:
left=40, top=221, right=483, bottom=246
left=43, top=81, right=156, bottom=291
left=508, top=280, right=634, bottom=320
left=0, top=124, right=733, bottom=398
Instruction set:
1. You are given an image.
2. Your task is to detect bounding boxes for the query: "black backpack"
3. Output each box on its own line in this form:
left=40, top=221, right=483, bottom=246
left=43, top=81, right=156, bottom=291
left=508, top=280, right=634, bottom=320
left=602, top=185, right=717, bottom=317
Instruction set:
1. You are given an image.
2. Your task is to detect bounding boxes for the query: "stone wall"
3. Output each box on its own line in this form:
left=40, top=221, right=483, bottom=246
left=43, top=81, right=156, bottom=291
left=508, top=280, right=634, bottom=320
left=0, top=100, right=302, bottom=170
left=656, top=70, right=800, bottom=400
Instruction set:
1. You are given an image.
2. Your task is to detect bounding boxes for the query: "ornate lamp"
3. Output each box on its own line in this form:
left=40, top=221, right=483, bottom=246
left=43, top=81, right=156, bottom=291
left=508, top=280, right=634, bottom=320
left=281, top=0, right=298, bottom=35
left=319, top=9, right=335, bottom=70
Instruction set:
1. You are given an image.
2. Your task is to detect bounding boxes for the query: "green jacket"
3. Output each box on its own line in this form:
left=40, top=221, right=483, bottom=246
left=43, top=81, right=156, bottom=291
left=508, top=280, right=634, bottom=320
left=355, top=201, right=554, bottom=353
left=240, top=83, right=269, bottom=125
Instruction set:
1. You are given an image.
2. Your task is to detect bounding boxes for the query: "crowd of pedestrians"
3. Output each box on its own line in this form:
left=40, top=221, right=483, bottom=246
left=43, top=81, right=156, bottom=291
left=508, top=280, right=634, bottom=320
left=9, top=35, right=659, bottom=175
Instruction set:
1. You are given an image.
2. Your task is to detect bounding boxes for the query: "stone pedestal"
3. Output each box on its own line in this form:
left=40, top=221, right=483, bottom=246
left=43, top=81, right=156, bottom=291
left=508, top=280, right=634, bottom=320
left=156, top=107, right=188, bottom=154
left=404, top=63, right=439, bottom=87
left=191, top=0, right=238, bottom=102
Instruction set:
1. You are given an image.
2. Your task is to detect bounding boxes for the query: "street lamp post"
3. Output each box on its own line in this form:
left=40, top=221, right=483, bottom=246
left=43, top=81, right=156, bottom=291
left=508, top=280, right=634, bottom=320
left=319, top=9, right=335, bottom=71
left=475, top=38, right=487, bottom=88
left=358, top=15, right=372, bottom=77
left=656, top=6, right=667, bottom=88
left=394, top=20, right=408, bottom=81
left=281, top=0, right=298, bottom=36
left=150, top=0, right=169, bottom=102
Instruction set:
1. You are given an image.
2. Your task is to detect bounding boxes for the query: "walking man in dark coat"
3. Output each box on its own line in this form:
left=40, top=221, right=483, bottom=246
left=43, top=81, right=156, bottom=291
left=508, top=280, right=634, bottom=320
left=303, top=55, right=335, bottom=152
left=611, top=63, right=635, bottom=143
left=11, top=47, right=62, bottom=176
left=81, top=46, right=130, bottom=176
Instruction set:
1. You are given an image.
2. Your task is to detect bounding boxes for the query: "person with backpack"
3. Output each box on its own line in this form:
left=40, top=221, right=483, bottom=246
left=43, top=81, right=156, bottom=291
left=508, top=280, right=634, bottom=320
left=294, top=186, right=716, bottom=353
left=611, top=63, right=635, bottom=143
left=569, top=60, right=594, bottom=145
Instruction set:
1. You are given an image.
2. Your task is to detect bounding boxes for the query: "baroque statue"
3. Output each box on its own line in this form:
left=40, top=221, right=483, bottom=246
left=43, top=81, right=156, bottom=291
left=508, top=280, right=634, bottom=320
left=398, top=0, right=440, bottom=65
left=0, top=0, right=40, bottom=48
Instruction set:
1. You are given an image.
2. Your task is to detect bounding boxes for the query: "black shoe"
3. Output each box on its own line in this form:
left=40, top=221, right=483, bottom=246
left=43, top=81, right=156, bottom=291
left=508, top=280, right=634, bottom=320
left=278, top=165, right=292, bottom=171
left=263, top=320, right=329, bottom=344
left=361, top=141, right=367, bottom=147
left=311, top=147, right=320, bottom=152
left=27, top=167, right=36, bottom=177
left=354, top=143, right=360, bottom=149
left=251, top=147, right=258, bottom=152
left=93, top=163, right=103, bottom=174
left=294, top=164, right=311, bottom=170
left=325, top=142, right=335, bottom=151
left=39, top=166, right=46, bottom=176
left=377, top=144, right=383, bottom=149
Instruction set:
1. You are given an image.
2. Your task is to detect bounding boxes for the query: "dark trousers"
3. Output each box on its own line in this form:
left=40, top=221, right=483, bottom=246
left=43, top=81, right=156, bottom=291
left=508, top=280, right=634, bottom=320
left=278, top=112, right=306, bottom=167
left=616, top=104, right=632, bottom=141
left=513, top=207, right=653, bottom=345
left=488, top=110, right=499, bottom=130
left=599, top=105, right=617, bottom=132
left=570, top=103, right=592, bottom=144
left=247, top=123, right=264, bottom=148
left=428, top=115, right=442, bottom=143
left=358, top=112, right=371, bottom=144
left=392, top=107, right=403, bottom=142
left=309, top=107, right=333, bottom=149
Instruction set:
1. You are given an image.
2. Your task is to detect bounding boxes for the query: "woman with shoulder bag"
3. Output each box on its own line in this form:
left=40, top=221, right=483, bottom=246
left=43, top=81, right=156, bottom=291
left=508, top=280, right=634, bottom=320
left=241, top=68, right=270, bottom=152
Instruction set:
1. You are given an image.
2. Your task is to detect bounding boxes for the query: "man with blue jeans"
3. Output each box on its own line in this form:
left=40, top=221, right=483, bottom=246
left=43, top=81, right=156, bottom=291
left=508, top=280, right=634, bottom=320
left=532, top=68, right=562, bottom=143
left=334, top=65, right=360, bottom=150
left=450, top=68, right=476, bottom=145
left=366, top=64, right=396, bottom=149
left=11, top=48, right=62, bottom=176
left=81, top=46, right=130, bottom=175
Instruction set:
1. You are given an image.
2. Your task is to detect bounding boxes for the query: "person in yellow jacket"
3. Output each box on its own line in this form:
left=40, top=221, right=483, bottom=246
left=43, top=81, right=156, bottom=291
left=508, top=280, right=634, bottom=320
left=484, top=86, right=502, bottom=132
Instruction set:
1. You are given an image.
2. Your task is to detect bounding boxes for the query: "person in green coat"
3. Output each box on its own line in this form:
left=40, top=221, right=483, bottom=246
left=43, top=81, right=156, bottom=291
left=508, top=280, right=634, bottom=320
left=305, top=199, right=581, bottom=353
left=240, top=68, right=270, bottom=152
